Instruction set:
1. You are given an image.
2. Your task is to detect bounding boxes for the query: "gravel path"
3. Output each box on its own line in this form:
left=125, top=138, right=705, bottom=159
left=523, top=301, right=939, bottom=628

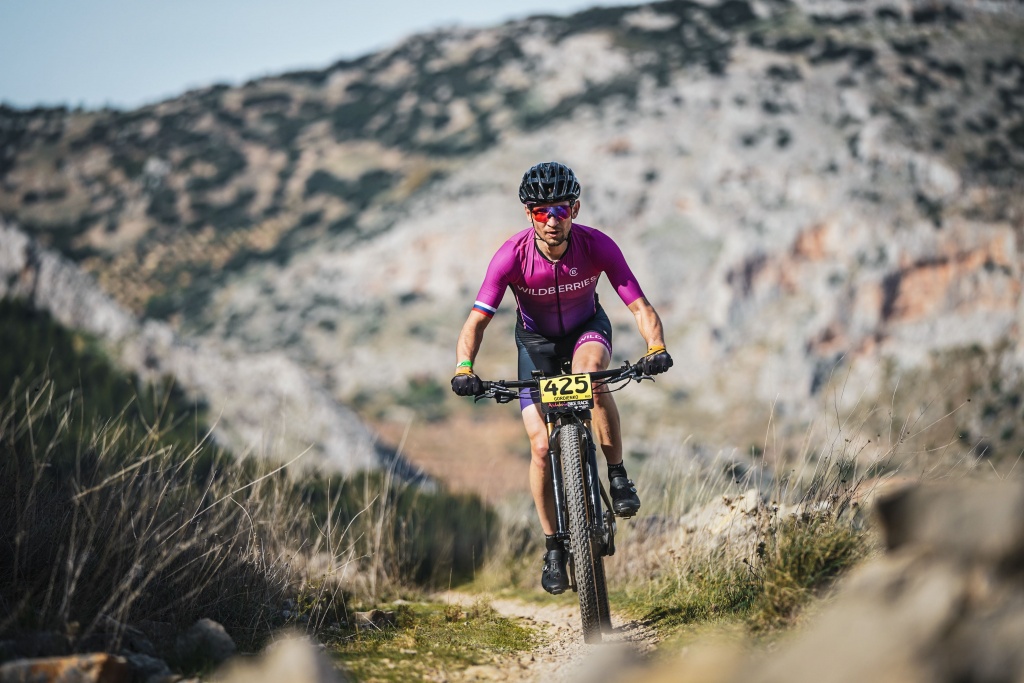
left=446, top=593, right=658, bottom=682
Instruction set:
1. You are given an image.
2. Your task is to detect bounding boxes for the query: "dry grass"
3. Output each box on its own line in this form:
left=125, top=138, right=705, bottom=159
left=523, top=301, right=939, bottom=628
left=0, top=374, right=491, bottom=657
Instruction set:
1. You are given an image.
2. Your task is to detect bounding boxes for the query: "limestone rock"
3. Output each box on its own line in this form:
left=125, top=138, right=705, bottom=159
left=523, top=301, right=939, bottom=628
left=875, top=479, right=1024, bottom=565
left=664, top=488, right=769, bottom=562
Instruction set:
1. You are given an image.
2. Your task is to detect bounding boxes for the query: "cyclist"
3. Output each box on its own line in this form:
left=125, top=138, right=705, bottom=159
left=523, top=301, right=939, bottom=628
left=451, top=161, right=672, bottom=594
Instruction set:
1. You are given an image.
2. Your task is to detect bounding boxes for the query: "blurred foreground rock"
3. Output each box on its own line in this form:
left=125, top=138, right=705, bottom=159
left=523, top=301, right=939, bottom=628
left=643, top=479, right=1024, bottom=683
left=215, top=635, right=348, bottom=683
left=0, top=653, right=131, bottom=683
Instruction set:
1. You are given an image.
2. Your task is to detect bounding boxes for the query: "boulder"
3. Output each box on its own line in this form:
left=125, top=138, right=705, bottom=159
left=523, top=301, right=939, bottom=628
left=174, top=618, right=236, bottom=669
left=0, top=653, right=131, bottom=683
left=875, top=479, right=1024, bottom=566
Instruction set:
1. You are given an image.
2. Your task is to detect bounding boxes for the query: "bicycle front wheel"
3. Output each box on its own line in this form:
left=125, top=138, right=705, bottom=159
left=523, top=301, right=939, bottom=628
left=560, top=422, right=606, bottom=644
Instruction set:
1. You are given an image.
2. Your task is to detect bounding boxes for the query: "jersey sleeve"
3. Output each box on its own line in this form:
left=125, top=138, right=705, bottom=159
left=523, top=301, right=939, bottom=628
left=595, top=230, right=646, bottom=306
left=472, top=241, right=516, bottom=318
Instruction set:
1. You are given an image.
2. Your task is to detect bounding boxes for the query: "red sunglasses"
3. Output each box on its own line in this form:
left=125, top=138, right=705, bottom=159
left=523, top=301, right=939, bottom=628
left=530, top=205, right=572, bottom=222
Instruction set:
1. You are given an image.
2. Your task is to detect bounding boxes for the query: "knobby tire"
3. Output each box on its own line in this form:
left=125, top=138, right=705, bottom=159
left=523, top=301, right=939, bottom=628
left=560, top=422, right=606, bottom=643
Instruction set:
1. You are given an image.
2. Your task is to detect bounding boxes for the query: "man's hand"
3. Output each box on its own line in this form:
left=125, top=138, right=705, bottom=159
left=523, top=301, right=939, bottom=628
left=451, top=366, right=484, bottom=396
left=639, top=345, right=673, bottom=375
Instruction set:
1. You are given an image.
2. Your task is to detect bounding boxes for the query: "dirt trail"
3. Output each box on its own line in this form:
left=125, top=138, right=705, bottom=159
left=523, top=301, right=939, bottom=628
left=445, top=593, right=658, bottom=682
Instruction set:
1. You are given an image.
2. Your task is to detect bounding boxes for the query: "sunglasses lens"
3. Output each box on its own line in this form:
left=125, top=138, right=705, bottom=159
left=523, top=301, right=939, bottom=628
left=532, top=205, right=571, bottom=221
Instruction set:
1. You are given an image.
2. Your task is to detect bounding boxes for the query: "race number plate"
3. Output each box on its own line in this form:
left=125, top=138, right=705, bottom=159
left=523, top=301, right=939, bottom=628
left=540, top=373, right=594, bottom=409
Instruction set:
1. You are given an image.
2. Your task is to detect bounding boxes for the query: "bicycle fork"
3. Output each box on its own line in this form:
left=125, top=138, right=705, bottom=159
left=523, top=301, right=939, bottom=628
left=584, top=419, right=616, bottom=558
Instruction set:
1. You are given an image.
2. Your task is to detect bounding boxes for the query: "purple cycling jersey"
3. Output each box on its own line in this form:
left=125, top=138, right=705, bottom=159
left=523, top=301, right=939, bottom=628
left=472, top=224, right=645, bottom=337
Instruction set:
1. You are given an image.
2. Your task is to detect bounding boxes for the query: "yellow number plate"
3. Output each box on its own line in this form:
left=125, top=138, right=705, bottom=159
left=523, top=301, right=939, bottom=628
left=540, top=373, right=593, bottom=405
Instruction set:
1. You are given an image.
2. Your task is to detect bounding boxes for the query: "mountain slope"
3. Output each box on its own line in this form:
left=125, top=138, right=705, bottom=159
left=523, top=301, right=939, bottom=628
left=0, top=221, right=378, bottom=472
left=2, top=0, right=1023, bottom=462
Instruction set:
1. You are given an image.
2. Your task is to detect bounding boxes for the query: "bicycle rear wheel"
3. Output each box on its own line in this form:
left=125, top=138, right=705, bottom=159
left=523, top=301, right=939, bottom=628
left=560, top=422, right=604, bottom=644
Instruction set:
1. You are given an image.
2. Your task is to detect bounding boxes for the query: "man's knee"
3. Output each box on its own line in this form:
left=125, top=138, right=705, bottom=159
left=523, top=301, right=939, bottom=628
left=530, top=437, right=550, bottom=469
left=594, top=388, right=617, bottom=409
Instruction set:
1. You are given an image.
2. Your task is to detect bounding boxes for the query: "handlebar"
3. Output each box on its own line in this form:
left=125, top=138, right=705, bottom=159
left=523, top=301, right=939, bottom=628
left=474, top=360, right=649, bottom=404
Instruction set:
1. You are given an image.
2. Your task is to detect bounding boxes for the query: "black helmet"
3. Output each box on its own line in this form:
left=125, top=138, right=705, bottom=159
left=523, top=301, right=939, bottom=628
left=518, top=161, right=581, bottom=205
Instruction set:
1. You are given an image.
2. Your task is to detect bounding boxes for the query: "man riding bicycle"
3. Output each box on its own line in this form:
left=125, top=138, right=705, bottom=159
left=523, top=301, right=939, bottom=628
left=451, top=161, right=672, bottom=594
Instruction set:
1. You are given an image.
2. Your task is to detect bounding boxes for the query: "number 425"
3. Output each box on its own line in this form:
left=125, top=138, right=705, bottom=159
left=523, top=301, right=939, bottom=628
left=543, top=376, right=590, bottom=396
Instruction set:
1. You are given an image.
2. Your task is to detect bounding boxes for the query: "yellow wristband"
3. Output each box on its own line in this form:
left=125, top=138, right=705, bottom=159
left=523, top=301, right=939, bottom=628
left=455, top=366, right=474, bottom=376
left=646, top=345, right=666, bottom=356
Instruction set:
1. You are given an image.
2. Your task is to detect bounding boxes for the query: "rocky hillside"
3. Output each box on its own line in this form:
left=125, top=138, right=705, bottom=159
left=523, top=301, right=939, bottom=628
left=2, top=0, right=1023, bottom=464
left=0, top=221, right=379, bottom=472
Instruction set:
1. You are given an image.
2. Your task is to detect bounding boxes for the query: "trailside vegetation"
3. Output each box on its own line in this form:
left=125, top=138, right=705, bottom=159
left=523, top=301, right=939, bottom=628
left=0, top=299, right=494, bottom=653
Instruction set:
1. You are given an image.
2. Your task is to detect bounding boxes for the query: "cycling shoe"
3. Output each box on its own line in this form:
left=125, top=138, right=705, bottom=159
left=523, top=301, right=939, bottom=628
left=541, top=548, right=569, bottom=595
left=610, top=475, right=641, bottom=518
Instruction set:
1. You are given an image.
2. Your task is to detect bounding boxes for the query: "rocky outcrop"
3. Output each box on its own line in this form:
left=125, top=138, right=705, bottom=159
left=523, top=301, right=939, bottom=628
left=644, top=478, right=1024, bottom=683
left=0, top=220, right=379, bottom=473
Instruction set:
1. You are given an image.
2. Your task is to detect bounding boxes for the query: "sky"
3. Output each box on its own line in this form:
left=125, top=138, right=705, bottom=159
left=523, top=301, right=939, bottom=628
left=0, top=0, right=648, bottom=110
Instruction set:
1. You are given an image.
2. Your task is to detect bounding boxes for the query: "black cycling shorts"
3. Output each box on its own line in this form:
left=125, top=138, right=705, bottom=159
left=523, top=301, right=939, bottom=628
left=515, top=306, right=613, bottom=410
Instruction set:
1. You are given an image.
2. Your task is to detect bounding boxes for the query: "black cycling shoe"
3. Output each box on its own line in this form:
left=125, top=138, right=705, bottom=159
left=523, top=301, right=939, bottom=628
left=610, top=475, right=641, bottom=518
left=541, top=548, right=569, bottom=595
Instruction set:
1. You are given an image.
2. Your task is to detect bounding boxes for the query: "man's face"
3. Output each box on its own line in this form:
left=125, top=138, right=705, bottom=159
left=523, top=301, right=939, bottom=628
left=526, top=200, right=580, bottom=249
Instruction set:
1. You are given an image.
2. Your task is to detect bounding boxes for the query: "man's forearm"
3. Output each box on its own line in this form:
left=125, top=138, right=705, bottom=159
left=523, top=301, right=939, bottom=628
left=455, top=312, right=490, bottom=367
left=629, top=298, right=666, bottom=350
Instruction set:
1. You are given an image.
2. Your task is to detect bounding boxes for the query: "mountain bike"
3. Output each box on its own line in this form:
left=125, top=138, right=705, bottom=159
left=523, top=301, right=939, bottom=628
left=475, top=360, right=649, bottom=644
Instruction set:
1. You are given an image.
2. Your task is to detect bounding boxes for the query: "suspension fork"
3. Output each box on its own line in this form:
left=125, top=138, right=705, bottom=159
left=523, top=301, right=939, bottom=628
left=546, top=416, right=569, bottom=539
left=582, top=418, right=605, bottom=536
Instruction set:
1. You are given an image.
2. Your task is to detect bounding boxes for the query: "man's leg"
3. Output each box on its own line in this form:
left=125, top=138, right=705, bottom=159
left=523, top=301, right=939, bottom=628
left=523, top=403, right=570, bottom=594
left=523, top=404, right=557, bottom=535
